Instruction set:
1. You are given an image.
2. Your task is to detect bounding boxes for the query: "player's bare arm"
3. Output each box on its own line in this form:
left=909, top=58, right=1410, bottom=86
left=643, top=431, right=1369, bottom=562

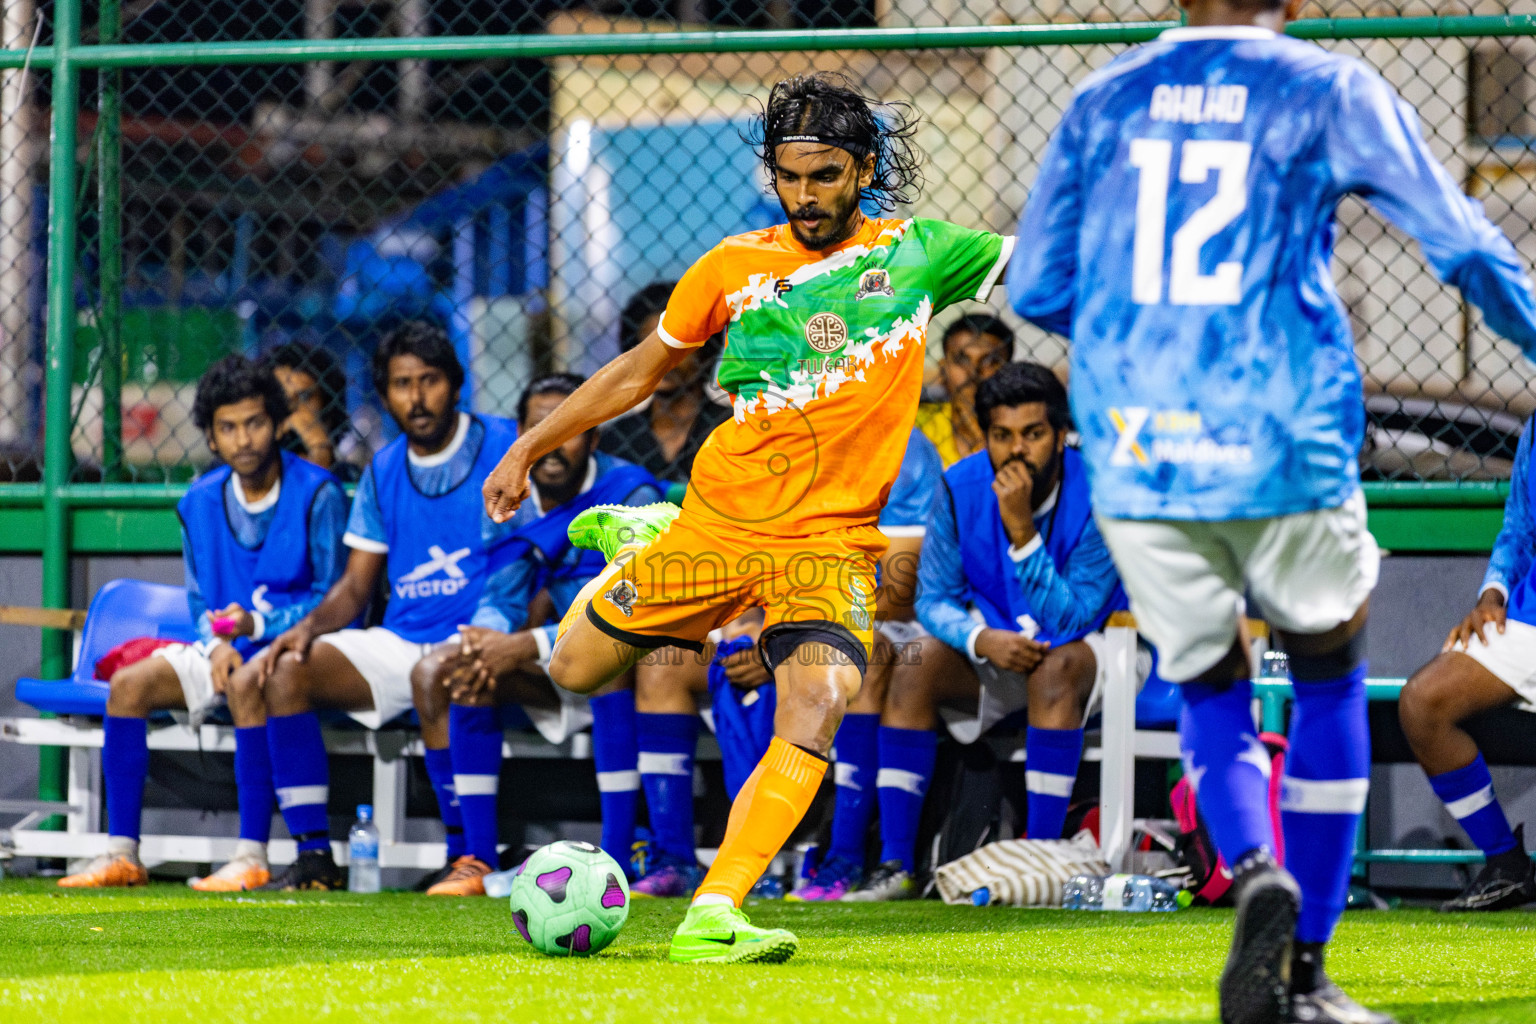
left=259, top=548, right=385, bottom=681
left=483, top=333, right=690, bottom=522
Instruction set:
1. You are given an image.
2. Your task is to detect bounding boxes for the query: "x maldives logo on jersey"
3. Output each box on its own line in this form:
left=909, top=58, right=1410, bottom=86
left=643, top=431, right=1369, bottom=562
left=395, top=544, right=473, bottom=598
left=1108, top=407, right=1253, bottom=467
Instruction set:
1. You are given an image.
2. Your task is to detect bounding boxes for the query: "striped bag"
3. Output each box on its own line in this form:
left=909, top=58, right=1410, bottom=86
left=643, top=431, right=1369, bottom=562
left=933, top=833, right=1110, bottom=907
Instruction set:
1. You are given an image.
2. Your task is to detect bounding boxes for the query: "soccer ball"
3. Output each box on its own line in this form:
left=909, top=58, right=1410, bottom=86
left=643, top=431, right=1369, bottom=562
left=508, top=840, right=630, bottom=957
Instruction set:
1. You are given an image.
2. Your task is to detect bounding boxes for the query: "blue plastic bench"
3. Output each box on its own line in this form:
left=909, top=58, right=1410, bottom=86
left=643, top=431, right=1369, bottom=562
left=15, top=579, right=198, bottom=716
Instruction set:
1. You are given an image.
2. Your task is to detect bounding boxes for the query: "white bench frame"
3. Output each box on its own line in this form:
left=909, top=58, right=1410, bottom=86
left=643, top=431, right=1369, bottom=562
left=0, top=715, right=592, bottom=870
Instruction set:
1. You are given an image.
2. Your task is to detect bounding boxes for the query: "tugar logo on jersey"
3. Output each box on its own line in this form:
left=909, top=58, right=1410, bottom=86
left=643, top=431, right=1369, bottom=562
left=854, top=268, right=895, bottom=301
left=1148, top=84, right=1248, bottom=124
left=1109, top=408, right=1254, bottom=468
left=805, top=312, right=848, bottom=353
left=395, top=544, right=473, bottom=599
left=844, top=575, right=871, bottom=633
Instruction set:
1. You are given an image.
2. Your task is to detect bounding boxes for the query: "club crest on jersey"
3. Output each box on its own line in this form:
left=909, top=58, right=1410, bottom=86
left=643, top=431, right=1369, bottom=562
left=805, top=312, right=848, bottom=353
left=854, top=268, right=894, bottom=301
left=604, top=578, right=638, bottom=618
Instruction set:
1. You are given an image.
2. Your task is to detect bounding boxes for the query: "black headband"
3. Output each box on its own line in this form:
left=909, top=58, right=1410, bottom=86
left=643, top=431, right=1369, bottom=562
left=770, top=133, right=870, bottom=160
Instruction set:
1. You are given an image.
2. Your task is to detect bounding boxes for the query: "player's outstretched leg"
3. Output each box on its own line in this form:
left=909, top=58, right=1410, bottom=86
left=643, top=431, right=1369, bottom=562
left=668, top=737, right=821, bottom=964
left=671, top=639, right=860, bottom=964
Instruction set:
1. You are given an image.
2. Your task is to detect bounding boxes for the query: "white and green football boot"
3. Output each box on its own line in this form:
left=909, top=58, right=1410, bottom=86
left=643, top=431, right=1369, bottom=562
left=567, top=502, right=680, bottom=561
left=668, top=903, right=798, bottom=965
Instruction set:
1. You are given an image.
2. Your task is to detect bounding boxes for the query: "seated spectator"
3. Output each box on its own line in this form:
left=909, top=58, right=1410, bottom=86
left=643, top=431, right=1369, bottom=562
left=790, top=428, right=944, bottom=902
left=846, top=362, right=1145, bottom=901
left=598, top=281, right=730, bottom=484
left=1400, top=420, right=1536, bottom=911
left=261, top=343, right=353, bottom=478
left=409, top=373, right=663, bottom=896
left=915, top=314, right=1014, bottom=467
left=58, top=356, right=348, bottom=891
left=256, top=322, right=520, bottom=891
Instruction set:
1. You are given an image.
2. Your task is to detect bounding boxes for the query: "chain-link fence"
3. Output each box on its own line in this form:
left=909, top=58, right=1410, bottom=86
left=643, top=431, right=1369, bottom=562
left=2, top=2, right=1535, bottom=487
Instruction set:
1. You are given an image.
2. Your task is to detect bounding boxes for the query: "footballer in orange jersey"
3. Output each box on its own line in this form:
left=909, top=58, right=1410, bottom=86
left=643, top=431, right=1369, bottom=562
left=483, top=73, right=1013, bottom=963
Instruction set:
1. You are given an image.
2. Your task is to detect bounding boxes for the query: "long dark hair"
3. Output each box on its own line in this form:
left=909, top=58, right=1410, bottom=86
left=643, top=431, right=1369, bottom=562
left=751, top=72, right=925, bottom=213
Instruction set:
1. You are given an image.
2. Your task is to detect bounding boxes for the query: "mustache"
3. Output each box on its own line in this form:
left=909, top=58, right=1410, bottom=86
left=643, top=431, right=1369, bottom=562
left=537, top=451, right=572, bottom=473
left=790, top=207, right=827, bottom=222
left=1001, top=453, right=1035, bottom=474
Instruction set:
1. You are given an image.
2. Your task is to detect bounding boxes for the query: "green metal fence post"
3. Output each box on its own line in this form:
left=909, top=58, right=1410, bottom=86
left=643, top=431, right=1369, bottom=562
left=38, top=0, right=83, bottom=823
left=98, top=0, right=122, bottom=481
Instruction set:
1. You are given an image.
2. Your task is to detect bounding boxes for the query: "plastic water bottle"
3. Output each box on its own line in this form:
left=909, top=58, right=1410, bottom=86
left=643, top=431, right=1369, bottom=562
left=972, top=886, right=993, bottom=906
left=1062, top=873, right=1185, bottom=912
left=348, top=805, right=380, bottom=894
left=483, top=867, right=518, bottom=900
left=1260, top=650, right=1289, bottom=680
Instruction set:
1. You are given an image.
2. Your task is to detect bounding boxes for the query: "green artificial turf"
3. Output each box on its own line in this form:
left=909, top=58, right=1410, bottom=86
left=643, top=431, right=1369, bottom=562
left=0, top=879, right=1532, bottom=1024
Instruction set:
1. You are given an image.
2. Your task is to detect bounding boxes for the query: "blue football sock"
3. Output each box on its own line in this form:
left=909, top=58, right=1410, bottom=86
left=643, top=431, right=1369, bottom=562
left=638, top=712, right=698, bottom=864
left=422, top=746, right=465, bottom=861
left=449, top=705, right=503, bottom=868
left=234, top=725, right=274, bottom=845
left=103, top=715, right=149, bottom=842
left=268, top=712, right=331, bottom=853
left=1283, top=667, right=1371, bottom=945
left=829, top=712, right=879, bottom=863
left=1179, top=679, right=1275, bottom=865
left=591, top=690, right=640, bottom=865
left=1427, top=754, right=1518, bottom=857
left=877, top=726, right=938, bottom=872
left=1025, top=725, right=1084, bottom=840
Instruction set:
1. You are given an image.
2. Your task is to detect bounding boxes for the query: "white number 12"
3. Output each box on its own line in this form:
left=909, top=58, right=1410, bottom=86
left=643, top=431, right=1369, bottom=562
left=1129, top=138, right=1251, bottom=306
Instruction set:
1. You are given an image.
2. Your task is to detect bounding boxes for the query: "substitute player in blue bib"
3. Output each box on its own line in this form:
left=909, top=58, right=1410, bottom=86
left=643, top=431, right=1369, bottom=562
left=1008, top=2, right=1536, bottom=1021
left=843, top=363, right=1140, bottom=902
left=59, top=356, right=347, bottom=892
left=409, top=373, right=663, bottom=896
left=257, top=322, right=520, bottom=890
left=1399, top=419, right=1536, bottom=912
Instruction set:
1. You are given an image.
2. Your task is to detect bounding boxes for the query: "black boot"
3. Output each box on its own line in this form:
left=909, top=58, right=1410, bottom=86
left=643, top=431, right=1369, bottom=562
left=1441, top=824, right=1536, bottom=912
left=1219, top=850, right=1301, bottom=1024
left=259, top=848, right=346, bottom=892
left=1287, top=942, right=1398, bottom=1024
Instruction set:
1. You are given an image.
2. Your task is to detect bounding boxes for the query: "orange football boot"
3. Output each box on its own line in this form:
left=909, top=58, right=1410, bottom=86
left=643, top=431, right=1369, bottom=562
left=58, top=853, right=148, bottom=888
left=425, top=855, right=492, bottom=896
left=190, top=860, right=271, bottom=892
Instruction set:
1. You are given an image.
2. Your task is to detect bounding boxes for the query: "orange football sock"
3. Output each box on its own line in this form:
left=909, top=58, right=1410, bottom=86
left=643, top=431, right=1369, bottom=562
left=693, top=737, right=828, bottom=907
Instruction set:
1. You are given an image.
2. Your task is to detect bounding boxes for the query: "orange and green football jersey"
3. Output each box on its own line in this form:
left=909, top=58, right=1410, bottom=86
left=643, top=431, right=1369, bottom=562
left=659, top=216, right=1014, bottom=537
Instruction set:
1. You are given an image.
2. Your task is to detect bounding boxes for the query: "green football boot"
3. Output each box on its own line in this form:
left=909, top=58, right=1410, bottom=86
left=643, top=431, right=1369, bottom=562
left=567, top=502, right=680, bottom=561
left=668, top=903, right=799, bottom=965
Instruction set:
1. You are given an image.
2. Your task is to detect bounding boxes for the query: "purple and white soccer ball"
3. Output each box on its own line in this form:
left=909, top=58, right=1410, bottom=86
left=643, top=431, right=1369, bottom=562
left=508, top=840, right=630, bottom=957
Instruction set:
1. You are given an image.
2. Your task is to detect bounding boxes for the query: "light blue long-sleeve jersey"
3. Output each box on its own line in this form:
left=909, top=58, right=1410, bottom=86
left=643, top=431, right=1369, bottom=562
left=1484, top=421, right=1535, bottom=613
left=1008, top=26, right=1536, bottom=520
left=915, top=468, right=1121, bottom=659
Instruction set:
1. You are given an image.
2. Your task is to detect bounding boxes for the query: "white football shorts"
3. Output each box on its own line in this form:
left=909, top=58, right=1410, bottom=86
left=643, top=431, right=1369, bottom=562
left=315, top=626, right=439, bottom=729
left=940, top=630, right=1152, bottom=745
left=1455, top=615, right=1536, bottom=706
left=1097, top=490, right=1380, bottom=683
